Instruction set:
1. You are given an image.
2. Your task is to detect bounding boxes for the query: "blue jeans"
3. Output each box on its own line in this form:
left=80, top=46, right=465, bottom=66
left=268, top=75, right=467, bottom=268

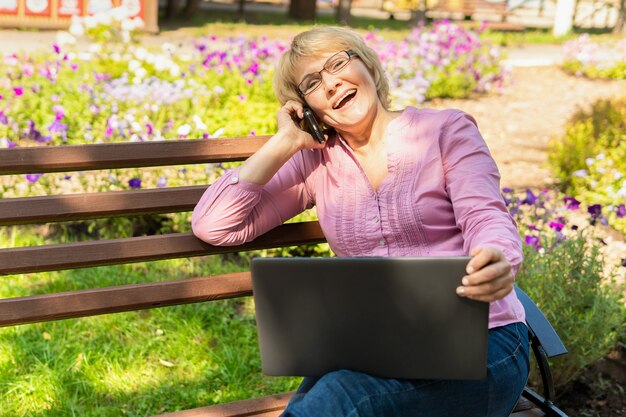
left=281, top=322, right=530, bottom=417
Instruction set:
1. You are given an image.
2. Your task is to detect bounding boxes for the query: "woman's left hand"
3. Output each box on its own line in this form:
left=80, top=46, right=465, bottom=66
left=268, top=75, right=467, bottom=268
left=456, top=246, right=514, bottom=302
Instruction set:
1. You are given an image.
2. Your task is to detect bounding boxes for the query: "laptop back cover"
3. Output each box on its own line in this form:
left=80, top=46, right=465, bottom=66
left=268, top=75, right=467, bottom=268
left=251, top=257, right=488, bottom=380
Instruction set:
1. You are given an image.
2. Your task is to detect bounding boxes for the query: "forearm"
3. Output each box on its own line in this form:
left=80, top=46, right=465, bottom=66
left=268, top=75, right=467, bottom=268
left=239, top=129, right=301, bottom=185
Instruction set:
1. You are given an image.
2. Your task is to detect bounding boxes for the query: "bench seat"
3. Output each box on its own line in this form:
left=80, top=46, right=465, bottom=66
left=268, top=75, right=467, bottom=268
left=154, top=392, right=543, bottom=417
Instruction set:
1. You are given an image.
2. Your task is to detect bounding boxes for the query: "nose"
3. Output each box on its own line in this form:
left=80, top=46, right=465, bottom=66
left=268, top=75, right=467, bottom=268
left=320, top=71, right=341, bottom=95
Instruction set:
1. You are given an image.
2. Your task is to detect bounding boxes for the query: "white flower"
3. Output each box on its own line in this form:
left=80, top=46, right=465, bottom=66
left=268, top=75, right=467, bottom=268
left=134, top=67, right=147, bottom=79
left=596, top=153, right=605, bottom=160
left=177, top=124, right=191, bottom=136
left=128, top=59, right=141, bottom=71
left=134, top=47, right=148, bottom=60
left=169, top=64, right=181, bottom=77
left=69, top=21, right=84, bottom=37
left=193, top=115, right=207, bottom=131
left=585, top=157, right=595, bottom=166
left=121, top=18, right=136, bottom=32
left=212, top=128, right=225, bottom=138
left=614, top=171, right=623, bottom=180
left=572, top=169, right=588, bottom=177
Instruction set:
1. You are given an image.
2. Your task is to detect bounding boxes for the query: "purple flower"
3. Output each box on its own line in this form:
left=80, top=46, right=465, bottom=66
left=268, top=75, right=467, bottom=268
left=616, top=204, right=626, bottom=218
left=522, top=189, right=538, bottom=205
left=563, top=196, right=580, bottom=210
left=588, top=204, right=602, bottom=219
left=524, top=235, right=541, bottom=250
left=549, top=221, right=565, bottom=232
left=26, top=120, right=51, bottom=143
left=13, top=87, right=23, bottom=96
left=501, top=187, right=512, bottom=193
left=0, top=111, right=7, bottom=125
left=25, top=173, right=43, bottom=183
left=128, top=178, right=141, bottom=189
left=621, top=258, right=626, bottom=267
left=48, top=119, right=68, bottom=141
left=53, top=44, right=61, bottom=54
left=157, top=177, right=167, bottom=187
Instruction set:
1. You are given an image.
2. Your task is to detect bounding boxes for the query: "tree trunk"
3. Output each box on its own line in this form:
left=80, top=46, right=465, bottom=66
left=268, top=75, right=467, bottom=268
left=233, top=0, right=246, bottom=19
left=183, top=0, right=202, bottom=17
left=288, top=0, right=317, bottom=20
left=615, top=0, right=626, bottom=33
left=410, top=0, right=426, bottom=26
left=165, top=0, right=182, bottom=19
left=336, top=0, right=352, bottom=25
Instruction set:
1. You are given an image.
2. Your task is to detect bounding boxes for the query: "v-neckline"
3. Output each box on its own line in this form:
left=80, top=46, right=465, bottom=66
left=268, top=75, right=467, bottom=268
left=337, top=109, right=407, bottom=195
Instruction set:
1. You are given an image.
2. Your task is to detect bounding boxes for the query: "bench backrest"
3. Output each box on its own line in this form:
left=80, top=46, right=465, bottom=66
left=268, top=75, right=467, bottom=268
left=0, top=137, right=326, bottom=327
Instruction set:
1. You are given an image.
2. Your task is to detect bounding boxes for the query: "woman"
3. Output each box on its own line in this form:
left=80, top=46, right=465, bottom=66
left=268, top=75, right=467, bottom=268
left=192, top=26, right=529, bottom=417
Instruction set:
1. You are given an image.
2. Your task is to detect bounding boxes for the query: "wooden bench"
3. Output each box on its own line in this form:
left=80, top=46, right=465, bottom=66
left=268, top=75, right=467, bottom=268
left=0, top=136, right=568, bottom=417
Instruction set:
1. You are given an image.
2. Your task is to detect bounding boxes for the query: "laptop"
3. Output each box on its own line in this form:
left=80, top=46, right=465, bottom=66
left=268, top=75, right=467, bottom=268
left=250, top=256, right=489, bottom=380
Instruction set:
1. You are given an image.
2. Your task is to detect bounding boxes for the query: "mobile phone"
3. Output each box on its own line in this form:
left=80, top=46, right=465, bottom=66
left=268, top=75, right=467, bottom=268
left=302, top=106, right=326, bottom=144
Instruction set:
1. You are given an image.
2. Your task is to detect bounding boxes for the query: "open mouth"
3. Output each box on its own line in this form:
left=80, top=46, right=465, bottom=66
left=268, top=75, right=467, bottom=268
left=333, top=89, right=357, bottom=110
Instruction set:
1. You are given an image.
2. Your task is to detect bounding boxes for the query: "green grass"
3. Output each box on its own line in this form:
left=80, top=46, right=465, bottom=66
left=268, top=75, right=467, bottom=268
left=0, top=229, right=301, bottom=417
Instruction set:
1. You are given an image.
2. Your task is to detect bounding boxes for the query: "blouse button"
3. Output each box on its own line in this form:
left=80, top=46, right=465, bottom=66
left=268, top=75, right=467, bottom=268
left=230, top=176, right=239, bottom=184
left=379, top=239, right=386, bottom=246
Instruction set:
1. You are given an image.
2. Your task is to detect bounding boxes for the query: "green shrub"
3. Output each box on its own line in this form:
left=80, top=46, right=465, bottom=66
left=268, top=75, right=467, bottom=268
left=517, top=237, right=625, bottom=389
left=547, top=98, right=626, bottom=235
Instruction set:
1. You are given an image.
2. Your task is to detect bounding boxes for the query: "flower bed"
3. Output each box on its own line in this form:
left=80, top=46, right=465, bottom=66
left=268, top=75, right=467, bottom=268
left=562, top=34, right=626, bottom=80
left=0, top=16, right=506, bottom=200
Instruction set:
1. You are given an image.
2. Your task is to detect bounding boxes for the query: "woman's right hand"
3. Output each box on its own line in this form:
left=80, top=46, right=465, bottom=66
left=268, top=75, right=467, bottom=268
left=276, top=100, right=327, bottom=151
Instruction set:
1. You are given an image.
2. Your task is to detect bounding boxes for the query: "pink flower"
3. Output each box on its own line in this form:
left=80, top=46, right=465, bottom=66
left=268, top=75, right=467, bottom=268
left=13, top=87, right=23, bottom=96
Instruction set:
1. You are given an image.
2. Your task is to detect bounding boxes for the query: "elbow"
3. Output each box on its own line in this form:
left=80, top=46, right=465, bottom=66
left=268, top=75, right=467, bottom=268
left=191, top=218, right=250, bottom=247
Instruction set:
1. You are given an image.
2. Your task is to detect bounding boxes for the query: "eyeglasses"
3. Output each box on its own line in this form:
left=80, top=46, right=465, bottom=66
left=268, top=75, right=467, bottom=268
left=297, top=50, right=358, bottom=97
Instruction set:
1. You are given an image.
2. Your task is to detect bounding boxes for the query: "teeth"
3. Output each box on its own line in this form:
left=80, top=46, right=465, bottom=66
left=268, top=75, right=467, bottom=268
left=334, top=89, right=356, bottom=109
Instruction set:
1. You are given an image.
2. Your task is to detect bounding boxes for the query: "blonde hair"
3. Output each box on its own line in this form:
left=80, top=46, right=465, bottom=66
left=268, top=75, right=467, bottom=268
left=273, top=27, right=390, bottom=109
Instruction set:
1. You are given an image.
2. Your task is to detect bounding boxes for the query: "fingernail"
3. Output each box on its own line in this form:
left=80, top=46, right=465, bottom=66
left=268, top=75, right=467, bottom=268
left=457, top=286, right=465, bottom=296
left=462, top=278, right=469, bottom=286
left=466, top=266, right=474, bottom=274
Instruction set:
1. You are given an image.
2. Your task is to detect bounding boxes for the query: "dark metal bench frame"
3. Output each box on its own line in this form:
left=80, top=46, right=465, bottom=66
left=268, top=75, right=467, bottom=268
left=0, top=137, right=568, bottom=416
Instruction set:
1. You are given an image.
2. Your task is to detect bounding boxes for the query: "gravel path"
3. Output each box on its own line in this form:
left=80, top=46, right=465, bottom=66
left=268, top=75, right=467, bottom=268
left=430, top=66, right=626, bottom=190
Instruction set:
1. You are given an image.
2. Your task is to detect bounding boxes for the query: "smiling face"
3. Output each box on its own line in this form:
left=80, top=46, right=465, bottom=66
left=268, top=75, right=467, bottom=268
left=294, top=51, right=383, bottom=132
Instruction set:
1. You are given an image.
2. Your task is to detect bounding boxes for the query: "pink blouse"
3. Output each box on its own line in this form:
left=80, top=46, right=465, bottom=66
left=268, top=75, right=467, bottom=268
left=192, top=107, right=525, bottom=329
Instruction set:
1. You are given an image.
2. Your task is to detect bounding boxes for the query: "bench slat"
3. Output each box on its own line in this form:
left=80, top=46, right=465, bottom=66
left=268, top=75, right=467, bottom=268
left=0, top=137, right=269, bottom=174
left=0, top=272, right=253, bottom=327
left=154, top=393, right=294, bottom=417
left=0, top=222, right=325, bottom=275
left=0, top=186, right=206, bottom=225
left=151, top=392, right=545, bottom=417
